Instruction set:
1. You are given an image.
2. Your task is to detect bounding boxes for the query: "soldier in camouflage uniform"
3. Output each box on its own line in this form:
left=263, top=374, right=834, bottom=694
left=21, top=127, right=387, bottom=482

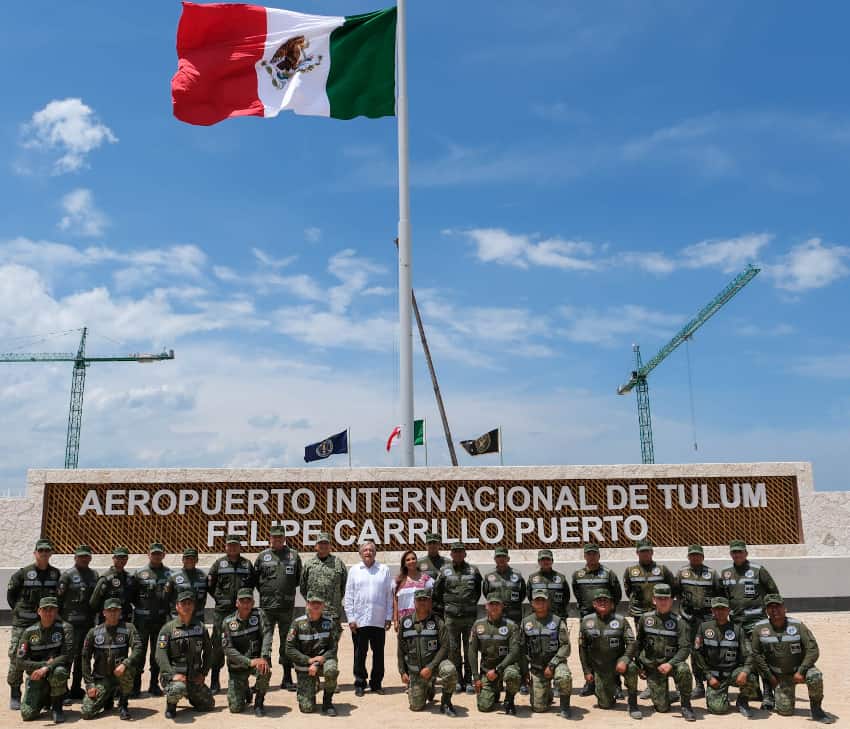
left=130, top=542, right=171, bottom=697
left=285, top=594, right=340, bottom=715
left=164, top=548, right=207, bottom=618
left=155, top=590, right=215, bottom=719
left=7, top=538, right=61, bottom=710
left=80, top=598, right=143, bottom=720
left=469, top=595, right=522, bottom=714
left=57, top=544, right=99, bottom=704
left=673, top=544, right=721, bottom=699
left=207, top=535, right=255, bottom=693
left=396, top=588, right=458, bottom=716
left=254, top=524, right=301, bottom=691
left=418, top=533, right=446, bottom=617
left=221, top=588, right=273, bottom=716
left=523, top=589, right=572, bottom=718
left=433, top=541, right=482, bottom=694
left=299, top=532, right=347, bottom=629
left=526, top=548, right=570, bottom=620
left=90, top=547, right=135, bottom=623
left=745, top=594, right=835, bottom=724
left=578, top=588, right=641, bottom=719
left=15, top=596, right=72, bottom=723
left=626, top=584, right=695, bottom=721
left=691, top=596, right=757, bottom=717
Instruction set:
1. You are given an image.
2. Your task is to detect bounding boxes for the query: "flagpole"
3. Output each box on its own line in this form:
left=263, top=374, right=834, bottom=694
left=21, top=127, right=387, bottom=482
left=424, top=419, right=429, bottom=467
left=498, top=426, right=504, bottom=466
left=347, top=427, right=352, bottom=468
left=397, top=0, right=414, bottom=468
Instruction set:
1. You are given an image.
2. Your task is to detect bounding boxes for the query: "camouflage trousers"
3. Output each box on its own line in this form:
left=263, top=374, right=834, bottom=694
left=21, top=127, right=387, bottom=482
left=80, top=671, right=135, bottom=719
left=736, top=619, right=770, bottom=683
left=406, top=659, right=457, bottom=711
left=476, top=663, right=520, bottom=712
left=529, top=664, right=572, bottom=713
left=7, top=625, right=26, bottom=687
left=704, top=669, right=758, bottom=715
left=261, top=606, right=294, bottom=667
left=771, top=668, right=824, bottom=716
left=295, top=659, right=338, bottom=713
left=591, top=663, right=638, bottom=709
left=445, top=615, right=475, bottom=684
left=163, top=676, right=215, bottom=711
left=644, top=662, right=693, bottom=713
left=226, top=667, right=271, bottom=713
left=135, top=619, right=165, bottom=677
left=20, top=667, right=68, bottom=721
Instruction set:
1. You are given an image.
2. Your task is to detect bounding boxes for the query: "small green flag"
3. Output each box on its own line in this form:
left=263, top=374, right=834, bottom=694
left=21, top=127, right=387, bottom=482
left=414, top=419, right=425, bottom=446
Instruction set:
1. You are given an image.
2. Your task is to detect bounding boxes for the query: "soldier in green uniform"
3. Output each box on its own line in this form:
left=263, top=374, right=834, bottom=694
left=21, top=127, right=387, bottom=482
left=285, top=594, right=340, bottom=716
left=130, top=542, right=171, bottom=697
left=745, top=594, right=835, bottom=724
left=299, top=532, right=347, bottom=627
left=673, top=544, right=721, bottom=699
left=155, top=590, right=215, bottom=719
left=80, top=598, right=143, bottom=720
left=221, top=588, right=273, bottom=716
left=16, top=596, right=72, bottom=723
left=6, top=538, right=61, bottom=710
left=90, top=547, right=135, bottom=623
left=578, top=588, right=641, bottom=719
left=526, top=548, right=570, bottom=620
left=164, top=548, right=207, bottom=618
left=523, top=589, right=572, bottom=718
left=57, top=544, right=99, bottom=705
left=721, top=539, right=779, bottom=710
left=207, top=535, right=255, bottom=693
left=469, top=595, right=522, bottom=714
left=397, top=588, right=458, bottom=716
left=691, top=596, right=757, bottom=717
left=433, top=541, right=482, bottom=694
left=418, top=533, right=446, bottom=617
left=626, top=584, right=695, bottom=721
left=572, top=543, right=623, bottom=697
left=254, top=524, right=301, bottom=691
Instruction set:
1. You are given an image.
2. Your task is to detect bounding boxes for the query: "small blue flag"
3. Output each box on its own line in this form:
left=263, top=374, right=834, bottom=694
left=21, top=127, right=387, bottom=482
left=304, top=430, right=348, bottom=463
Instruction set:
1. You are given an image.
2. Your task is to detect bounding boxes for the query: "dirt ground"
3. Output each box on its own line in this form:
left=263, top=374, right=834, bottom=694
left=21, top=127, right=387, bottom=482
left=0, top=612, right=847, bottom=728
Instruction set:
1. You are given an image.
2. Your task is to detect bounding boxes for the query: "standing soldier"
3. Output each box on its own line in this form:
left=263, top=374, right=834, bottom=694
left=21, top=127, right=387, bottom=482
left=396, top=588, right=458, bottom=716
left=15, top=596, right=72, bottom=723
left=207, top=536, right=255, bottom=693
left=721, top=539, right=779, bottom=710
left=527, top=548, right=570, bottom=621
left=433, top=542, right=482, bottom=695
left=254, top=524, right=301, bottom=691
left=299, top=532, right=348, bottom=631
left=626, top=584, right=695, bottom=721
left=285, top=594, right=340, bottom=716
left=572, top=543, right=622, bottom=697
left=745, top=594, right=835, bottom=724
left=130, top=542, right=171, bottom=697
left=469, top=595, right=522, bottom=715
left=578, top=589, right=642, bottom=719
left=57, top=544, right=99, bottom=705
left=691, top=596, right=758, bottom=717
left=482, top=547, right=527, bottom=694
left=155, top=590, right=215, bottom=719
left=164, top=548, right=207, bottom=618
left=7, top=538, right=61, bottom=710
left=418, top=533, right=447, bottom=617
left=90, top=547, right=135, bottom=623
left=673, top=544, right=721, bottom=699
left=523, top=589, right=572, bottom=718
left=221, top=588, right=273, bottom=716
left=80, top=598, right=143, bottom=721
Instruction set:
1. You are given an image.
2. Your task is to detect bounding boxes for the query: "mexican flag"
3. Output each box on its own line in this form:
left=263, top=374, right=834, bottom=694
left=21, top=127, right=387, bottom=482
left=386, top=419, right=424, bottom=451
left=172, top=3, right=396, bottom=126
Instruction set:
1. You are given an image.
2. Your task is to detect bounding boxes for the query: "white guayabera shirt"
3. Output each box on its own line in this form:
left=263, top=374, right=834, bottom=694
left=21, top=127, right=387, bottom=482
left=343, top=561, right=394, bottom=628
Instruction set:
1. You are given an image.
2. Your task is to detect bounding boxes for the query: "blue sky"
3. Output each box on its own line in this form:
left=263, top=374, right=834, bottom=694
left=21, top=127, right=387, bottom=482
left=0, top=1, right=848, bottom=491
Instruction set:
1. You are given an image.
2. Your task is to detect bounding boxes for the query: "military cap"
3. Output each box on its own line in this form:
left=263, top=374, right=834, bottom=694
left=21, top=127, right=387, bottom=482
left=449, top=541, right=465, bottom=551
left=225, top=536, right=242, bottom=544
left=35, top=539, right=54, bottom=551
left=494, top=547, right=509, bottom=557
left=414, top=588, right=433, bottom=600
left=183, top=548, right=199, bottom=558
left=635, top=539, right=654, bottom=551
left=592, top=588, right=612, bottom=601
left=531, top=589, right=550, bottom=600
left=729, top=539, right=747, bottom=551
left=74, top=544, right=93, bottom=556
left=687, top=544, right=704, bottom=555
left=236, top=588, right=254, bottom=600
left=149, top=542, right=165, bottom=553
left=176, top=590, right=196, bottom=603
left=112, top=546, right=129, bottom=557
left=710, top=596, right=730, bottom=609
left=316, top=532, right=331, bottom=543
left=103, top=598, right=123, bottom=610
left=425, top=532, right=441, bottom=543
left=653, top=584, right=672, bottom=597
left=305, top=593, right=325, bottom=603
left=269, top=525, right=286, bottom=536
left=583, top=543, right=600, bottom=553
left=537, top=549, right=553, bottom=560
left=39, top=596, right=59, bottom=609
left=485, top=594, right=504, bottom=604
left=764, top=593, right=784, bottom=606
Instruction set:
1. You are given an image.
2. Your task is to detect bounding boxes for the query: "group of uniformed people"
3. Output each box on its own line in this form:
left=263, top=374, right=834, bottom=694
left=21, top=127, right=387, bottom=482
left=4, top=531, right=836, bottom=723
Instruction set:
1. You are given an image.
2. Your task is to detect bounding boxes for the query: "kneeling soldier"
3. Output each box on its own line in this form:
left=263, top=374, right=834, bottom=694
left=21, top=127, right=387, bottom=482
left=397, top=588, right=458, bottom=715
left=155, top=591, right=214, bottom=719
left=470, top=595, right=522, bottom=714
left=692, top=596, right=757, bottom=717
left=285, top=594, right=340, bottom=716
left=222, top=588, right=273, bottom=716
left=626, top=584, right=695, bottom=721
left=81, top=598, right=143, bottom=720
left=16, top=596, right=72, bottom=723
left=523, top=589, right=572, bottom=717
left=579, top=589, right=641, bottom=719
left=746, top=594, right=835, bottom=724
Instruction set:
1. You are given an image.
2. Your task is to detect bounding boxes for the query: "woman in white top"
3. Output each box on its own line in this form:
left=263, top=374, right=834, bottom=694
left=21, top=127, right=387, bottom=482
left=393, top=549, right=434, bottom=631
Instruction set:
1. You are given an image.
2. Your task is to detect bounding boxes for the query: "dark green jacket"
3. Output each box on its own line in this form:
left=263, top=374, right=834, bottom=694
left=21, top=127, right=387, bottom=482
left=469, top=616, right=522, bottom=680
left=692, top=618, right=746, bottom=678
left=91, top=568, right=135, bottom=622
left=221, top=607, right=273, bottom=670
left=7, top=563, right=61, bottom=628
left=482, top=568, right=526, bottom=621
left=164, top=567, right=207, bottom=617
left=578, top=612, right=633, bottom=675
left=572, top=565, right=623, bottom=617
left=748, top=617, right=819, bottom=677
left=396, top=612, right=448, bottom=675
left=526, top=570, right=570, bottom=618
left=626, top=610, right=690, bottom=669
left=82, top=621, right=143, bottom=684
left=58, top=566, right=99, bottom=627
left=285, top=614, right=339, bottom=668
left=155, top=617, right=211, bottom=680
left=522, top=612, right=570, bottom=672
left=132, top=563, right=171, bottom=623
left=434, top=561, right=482, bottom=619
left=254, top=546, right=302, bottom=609
left=720, top=561, right=778, bottom=626
left=15, top=619, right=73, bottom=675
left=207, top=556, right=255, bottom=612
left=674, top=564, right=722, bottom=621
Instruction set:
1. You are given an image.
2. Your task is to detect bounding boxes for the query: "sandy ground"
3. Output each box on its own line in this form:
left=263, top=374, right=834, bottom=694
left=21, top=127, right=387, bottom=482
left=0, top=612, right=847, bottom=728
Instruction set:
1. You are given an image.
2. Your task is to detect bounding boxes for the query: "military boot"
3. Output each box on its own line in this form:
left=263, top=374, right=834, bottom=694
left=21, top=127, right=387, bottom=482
left=210, top=668, right=221, bottom=694
left=440, top=695, right=457, bottom=717
left=558, top=695, right=571, bottom=718
left=580, top=680, right=595, bottom=697
left=628, top=693, right=643, bottom=720
left=52, top=697, right=66, bottom=724
left=164, top=700, right=177, bottom=719
left=503, top=694, right=517, bottom=716
left=282, top=666, right=296, bottom=691
left=118, top=695, right=132, bottom=721
left=149, top=666, right=163, bottom=696
left=254, top=692, right=266, bottom=717
left=9, top=686, right=21, bottom=711
left=761, top=684, right=775, bottom=710
left=736, top=697, right=753, bottom=718
left=321, top=691, right=337, bottom=716
left=691, top=681, right=705, bottom=699
left=811, top=700, right=836, bottom=724
left=681, top=697, right=696, bottom=722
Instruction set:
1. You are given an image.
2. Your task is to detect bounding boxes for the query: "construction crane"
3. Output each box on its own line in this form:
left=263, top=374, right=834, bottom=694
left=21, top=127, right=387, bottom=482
left=0, top=327, right=175, bottom=468
left=617, top=264, right=760, bottom=464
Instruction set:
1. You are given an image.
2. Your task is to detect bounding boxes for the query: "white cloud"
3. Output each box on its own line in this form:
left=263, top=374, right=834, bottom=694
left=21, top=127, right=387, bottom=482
left=559, top=304, right=683, bottom=346
left=458, top=228, right=598, bottom=271
left=305, top=227, right=322, bottom=243
left=680, top=233, right=771, bottom=273
left=327, top=249, right=387, bottom=312
left=620, top=251, right=677, bottom=275
left=252, top=247, right=296, bottom=269
left=767, top=238, right=850, bottom=292
left=790, top=353, right=850, bottom=379
left=57, top=188, right=108, bottom=237
left=21, top=98, right=117, bottom=174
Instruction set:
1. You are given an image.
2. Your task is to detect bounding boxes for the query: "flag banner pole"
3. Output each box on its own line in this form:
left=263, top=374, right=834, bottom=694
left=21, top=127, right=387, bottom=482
left=397, top=0, right=414, bottom=468
left=348, top=427, right=352, bottom=468
left=499, top=426, right=504, bottom=466
left=424, top=418, right=429, bottom=466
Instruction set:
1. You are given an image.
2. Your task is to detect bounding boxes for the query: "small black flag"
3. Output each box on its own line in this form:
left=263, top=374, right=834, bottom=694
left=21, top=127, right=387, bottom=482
left=460, top=428, right=499, bottom=456
left=304, top=430, right=348, bottom=463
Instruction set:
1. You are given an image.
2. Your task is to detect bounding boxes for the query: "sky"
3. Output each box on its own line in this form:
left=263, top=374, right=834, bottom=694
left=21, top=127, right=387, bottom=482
left=0, top=1, right=848, bottom=493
